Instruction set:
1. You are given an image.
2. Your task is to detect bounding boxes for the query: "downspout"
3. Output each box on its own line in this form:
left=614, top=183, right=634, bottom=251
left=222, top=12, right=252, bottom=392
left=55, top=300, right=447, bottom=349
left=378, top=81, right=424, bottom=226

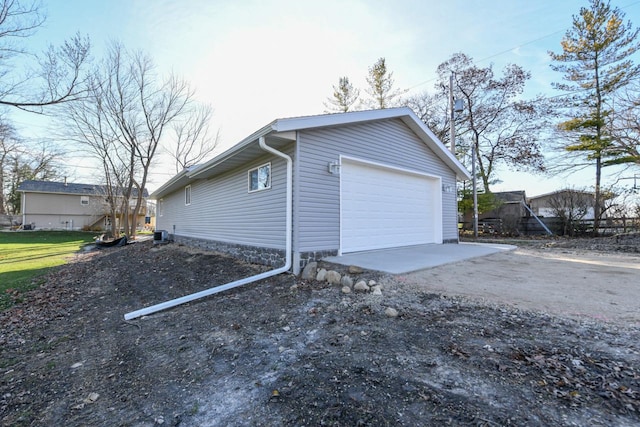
left=124, top=136, right=293, bottom=320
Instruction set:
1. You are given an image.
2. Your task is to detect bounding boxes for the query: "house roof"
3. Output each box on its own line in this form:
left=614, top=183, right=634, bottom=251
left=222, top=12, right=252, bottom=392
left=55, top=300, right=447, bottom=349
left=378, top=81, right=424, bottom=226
left=152, top=107, right=472, bottom=199
left=17, top=180, right=149, bottom=197
left=528, top=189, right=595, bottom=201
left=492, top=190, right=527, bottom=204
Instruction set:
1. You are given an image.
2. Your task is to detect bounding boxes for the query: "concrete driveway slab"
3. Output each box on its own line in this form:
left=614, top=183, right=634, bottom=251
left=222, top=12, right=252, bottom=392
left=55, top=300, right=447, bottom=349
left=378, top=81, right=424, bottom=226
left=322, top=242, right=516, bottom=274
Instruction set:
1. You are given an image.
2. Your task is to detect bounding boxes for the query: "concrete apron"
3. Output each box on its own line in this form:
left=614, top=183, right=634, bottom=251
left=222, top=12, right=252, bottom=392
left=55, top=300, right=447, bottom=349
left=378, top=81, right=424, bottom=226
left=322, top=242, right=516, bottom=275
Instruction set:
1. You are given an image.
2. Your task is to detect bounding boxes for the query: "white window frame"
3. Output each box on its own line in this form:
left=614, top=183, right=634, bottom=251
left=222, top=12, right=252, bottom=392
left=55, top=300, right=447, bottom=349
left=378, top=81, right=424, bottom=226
left=80, top=195, right=90, bottom=206
left=248, top=162, right=271, bottom=193
left=185, top=185, right=192, bottom=206
left=159, top=199, right=164, bottom=217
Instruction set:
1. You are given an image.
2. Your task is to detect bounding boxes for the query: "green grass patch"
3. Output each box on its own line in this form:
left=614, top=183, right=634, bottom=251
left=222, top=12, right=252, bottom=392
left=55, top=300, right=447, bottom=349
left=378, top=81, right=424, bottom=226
left=0, top=231, right=97, bottom=310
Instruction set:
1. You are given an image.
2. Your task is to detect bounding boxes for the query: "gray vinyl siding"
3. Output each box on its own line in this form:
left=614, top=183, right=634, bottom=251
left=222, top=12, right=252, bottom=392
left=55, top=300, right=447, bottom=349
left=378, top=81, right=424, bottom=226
left=157, top=148, right=291, bottom=249
left=295, top=118, right=458, bottom=252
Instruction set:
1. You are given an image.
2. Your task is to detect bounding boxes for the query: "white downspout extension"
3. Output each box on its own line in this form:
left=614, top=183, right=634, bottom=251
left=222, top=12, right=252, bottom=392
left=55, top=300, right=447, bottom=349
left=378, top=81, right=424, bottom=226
left=124, top=136, right=293, bottom=320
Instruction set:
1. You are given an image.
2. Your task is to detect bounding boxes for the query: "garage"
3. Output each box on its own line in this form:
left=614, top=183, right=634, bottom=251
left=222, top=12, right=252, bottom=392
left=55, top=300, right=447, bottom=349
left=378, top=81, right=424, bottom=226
left=340, top=158, right=442, bottom=253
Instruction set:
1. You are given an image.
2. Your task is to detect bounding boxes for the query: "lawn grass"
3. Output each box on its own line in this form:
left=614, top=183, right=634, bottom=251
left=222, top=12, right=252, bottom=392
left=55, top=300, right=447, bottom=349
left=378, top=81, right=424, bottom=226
left=0, top=231, right=97, bottom=310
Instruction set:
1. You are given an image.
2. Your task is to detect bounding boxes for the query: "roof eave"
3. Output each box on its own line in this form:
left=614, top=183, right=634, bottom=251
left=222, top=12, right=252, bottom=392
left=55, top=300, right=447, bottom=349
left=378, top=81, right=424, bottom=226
left=153, top=108, right=472, bottom=198
left=271, top=108, right=409, bottom=132
left=188, top=122, right=276, bottom=180
left=398, top=113, right=472, bottom=181
left=273, top=107, right=471, bottom=180
left=150, top=169, right=192, bottom=199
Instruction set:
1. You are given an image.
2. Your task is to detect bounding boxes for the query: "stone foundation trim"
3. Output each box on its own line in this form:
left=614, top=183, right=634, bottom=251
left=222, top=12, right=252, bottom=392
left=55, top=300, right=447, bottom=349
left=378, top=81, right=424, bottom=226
left=172, top=235, right=286, bottom=268
left=297, top=249, right=339, bottom=273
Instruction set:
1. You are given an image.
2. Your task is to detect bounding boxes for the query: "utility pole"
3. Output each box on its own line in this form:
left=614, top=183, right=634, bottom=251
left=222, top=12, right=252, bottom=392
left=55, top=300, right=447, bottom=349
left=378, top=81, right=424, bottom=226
left=449, top=73, right=476, bottom=237
left=449, top=73, right=456, bottom=155
left=472, top=145, right=478, bottom=238
left=449, top=73, right=476, bottom=236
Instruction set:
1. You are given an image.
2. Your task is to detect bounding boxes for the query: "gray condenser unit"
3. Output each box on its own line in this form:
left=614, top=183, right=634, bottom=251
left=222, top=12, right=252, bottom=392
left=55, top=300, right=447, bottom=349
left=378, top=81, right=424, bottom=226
left=153, top=230, right=169, bottom=244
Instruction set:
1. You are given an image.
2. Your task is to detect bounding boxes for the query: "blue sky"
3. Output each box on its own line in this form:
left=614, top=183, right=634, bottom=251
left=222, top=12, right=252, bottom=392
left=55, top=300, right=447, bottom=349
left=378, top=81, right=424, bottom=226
left=9, top=0, right=640, bottom=195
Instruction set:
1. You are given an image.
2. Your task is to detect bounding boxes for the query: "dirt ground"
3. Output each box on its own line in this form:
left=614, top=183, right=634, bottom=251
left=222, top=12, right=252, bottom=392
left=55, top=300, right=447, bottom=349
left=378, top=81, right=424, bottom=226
left=402, top=244, right=640, bottom=326
left=1, top=236, right=639, bottom=426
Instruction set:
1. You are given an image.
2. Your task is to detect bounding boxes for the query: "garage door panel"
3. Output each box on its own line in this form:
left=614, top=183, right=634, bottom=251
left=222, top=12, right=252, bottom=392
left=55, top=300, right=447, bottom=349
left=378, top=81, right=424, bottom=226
left=341, top=160, right=437, bottom=253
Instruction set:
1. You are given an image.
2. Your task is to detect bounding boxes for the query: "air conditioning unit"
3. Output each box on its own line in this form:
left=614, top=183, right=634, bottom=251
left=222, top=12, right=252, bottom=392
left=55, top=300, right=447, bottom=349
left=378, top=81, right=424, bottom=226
left=153, top=230, right=169, bottom=244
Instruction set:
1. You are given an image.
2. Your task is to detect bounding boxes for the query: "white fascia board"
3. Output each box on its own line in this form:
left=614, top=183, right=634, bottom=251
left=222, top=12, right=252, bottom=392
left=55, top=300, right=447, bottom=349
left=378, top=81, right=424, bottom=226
left=150, top=169, right=191, bottom=199
left=399, top=113, right=471, bottom=181
left=272, top=107, right=471, bottom=181
left=272, top=107, right=410, bottom=132
left=154, top=107, right=471, bottom=197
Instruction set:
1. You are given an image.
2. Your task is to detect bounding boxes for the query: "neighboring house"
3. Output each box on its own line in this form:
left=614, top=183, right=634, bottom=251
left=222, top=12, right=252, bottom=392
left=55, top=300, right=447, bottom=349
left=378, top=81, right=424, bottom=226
left=529, top=190, right=597, bottom=220
left=459, top=191, right=528, bottom=234
left=17, top=180, right=148, bottom=231
left=479, top=191, right=528, bottom=221
left=153, top=107, right=471, bottom=274
left=480, top=191, right=528, bottom=232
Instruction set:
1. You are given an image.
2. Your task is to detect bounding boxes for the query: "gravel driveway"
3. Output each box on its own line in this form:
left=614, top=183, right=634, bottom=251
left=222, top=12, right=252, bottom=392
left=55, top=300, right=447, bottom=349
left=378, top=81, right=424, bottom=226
left=400, top=247, right=640, bottom=325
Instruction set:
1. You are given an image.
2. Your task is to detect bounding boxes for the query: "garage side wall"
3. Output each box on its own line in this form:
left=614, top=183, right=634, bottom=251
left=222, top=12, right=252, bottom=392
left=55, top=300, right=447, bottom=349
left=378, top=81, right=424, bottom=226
left=156, top=148, right=291, bottom=266
left=296, top=118, right=458, bottom=253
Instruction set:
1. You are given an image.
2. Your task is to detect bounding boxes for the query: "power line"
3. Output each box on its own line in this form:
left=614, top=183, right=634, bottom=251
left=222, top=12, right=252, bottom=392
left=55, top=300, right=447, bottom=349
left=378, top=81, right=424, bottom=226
left=406, top=0, right=640, bottom=92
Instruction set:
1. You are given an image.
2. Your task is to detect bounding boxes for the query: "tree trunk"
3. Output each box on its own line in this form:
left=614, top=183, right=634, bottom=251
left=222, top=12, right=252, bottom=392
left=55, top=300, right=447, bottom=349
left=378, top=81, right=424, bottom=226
left=0, top=171, right=6, bottom=215
left=593, top=156, right=602, bottom=237
left=108, top=211, right=117, bottom=238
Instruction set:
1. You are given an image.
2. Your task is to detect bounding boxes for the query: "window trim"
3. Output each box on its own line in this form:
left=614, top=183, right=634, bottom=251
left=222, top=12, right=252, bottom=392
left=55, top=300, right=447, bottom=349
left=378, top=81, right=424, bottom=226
left=80, top=195, right=90, bottom=206
left=184, top=185, right=192, bottom=206
left=248, top=162, right=271, bottom=193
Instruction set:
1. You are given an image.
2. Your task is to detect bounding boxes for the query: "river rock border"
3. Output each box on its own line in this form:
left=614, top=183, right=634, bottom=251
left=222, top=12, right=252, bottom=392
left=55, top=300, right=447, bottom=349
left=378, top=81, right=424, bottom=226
left=300, top=262, right=399, bottom=317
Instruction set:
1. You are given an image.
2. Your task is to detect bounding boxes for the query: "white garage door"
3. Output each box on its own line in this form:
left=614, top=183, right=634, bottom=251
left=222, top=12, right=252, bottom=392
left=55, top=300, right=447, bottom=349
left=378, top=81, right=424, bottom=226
left=341, top=159, right=440, bottom=253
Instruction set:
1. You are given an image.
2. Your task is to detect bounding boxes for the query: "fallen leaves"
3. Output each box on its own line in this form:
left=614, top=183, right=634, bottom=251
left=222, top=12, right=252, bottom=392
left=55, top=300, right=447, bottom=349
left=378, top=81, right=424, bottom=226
left=510, top=347, right=639, bottom=412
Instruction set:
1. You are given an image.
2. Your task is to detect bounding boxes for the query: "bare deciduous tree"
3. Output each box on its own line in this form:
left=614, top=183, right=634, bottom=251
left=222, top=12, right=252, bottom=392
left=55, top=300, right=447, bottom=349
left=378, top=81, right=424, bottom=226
left=547, top=189, right=593, bottom=236
left=403, top=91, right=449, bottom=142
left=169, top=103, right=218, bottom=173
left=2, top=139, right=63, bottom=215
left=0, top=0, right=91, bottom=110
left=0, top=119, right=19, bottom=214
left=60, top=42, right=212, bottom=238
left=610, top=83, right=640, bottom=169
left=429, top=52, right=552, bottom=193
left=61, top=73, right=129, bottom=235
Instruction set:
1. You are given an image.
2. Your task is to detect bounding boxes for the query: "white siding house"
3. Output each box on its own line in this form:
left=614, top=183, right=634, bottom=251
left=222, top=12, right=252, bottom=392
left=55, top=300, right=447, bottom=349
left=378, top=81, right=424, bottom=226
left=152, top=108, right=471, bottom=274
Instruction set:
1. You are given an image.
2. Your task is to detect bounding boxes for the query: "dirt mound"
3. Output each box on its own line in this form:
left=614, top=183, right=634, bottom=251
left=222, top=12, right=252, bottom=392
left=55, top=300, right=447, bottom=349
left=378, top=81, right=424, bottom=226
left=1, top=241, right=639, bottom=426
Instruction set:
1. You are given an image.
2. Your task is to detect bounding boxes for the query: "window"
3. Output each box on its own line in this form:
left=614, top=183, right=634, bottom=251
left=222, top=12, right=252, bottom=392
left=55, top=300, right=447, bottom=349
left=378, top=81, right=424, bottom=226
left=248, top=163, right=271, bottom=192
left=159, top=199, right=164, bottom=217
left=185, top=185, right=191, bottom=206
left=80, top=196, right=89, bottom=206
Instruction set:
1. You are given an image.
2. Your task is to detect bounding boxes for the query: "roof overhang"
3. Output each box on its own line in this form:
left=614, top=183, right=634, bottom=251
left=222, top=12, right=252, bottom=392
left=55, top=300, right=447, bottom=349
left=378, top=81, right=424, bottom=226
left=151, top=107, right=471, bottom=199
left=270, top=107, right=470, bottom=180
left=151, top=130, right=295, bottom=199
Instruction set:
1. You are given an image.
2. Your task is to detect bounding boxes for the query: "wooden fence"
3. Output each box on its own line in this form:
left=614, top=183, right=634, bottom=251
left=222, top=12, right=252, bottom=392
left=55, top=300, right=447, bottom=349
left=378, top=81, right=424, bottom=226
left=461, top=216, right=640, bottom=236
